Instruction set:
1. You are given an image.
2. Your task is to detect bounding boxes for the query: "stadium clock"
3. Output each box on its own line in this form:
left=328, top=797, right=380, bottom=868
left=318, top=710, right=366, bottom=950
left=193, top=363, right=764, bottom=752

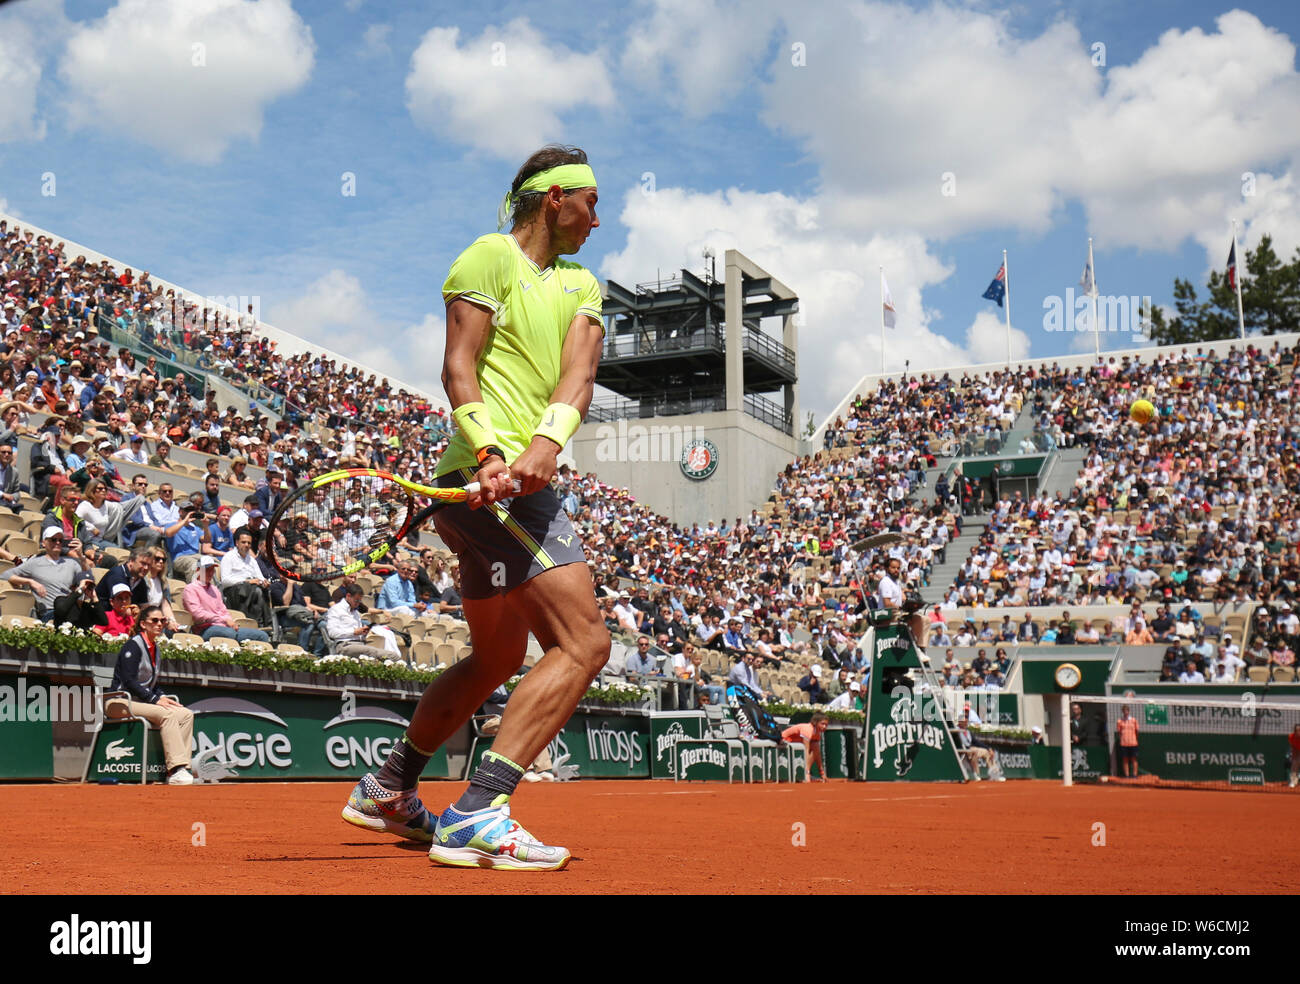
left=1054, top=662, right=1082, bottom=690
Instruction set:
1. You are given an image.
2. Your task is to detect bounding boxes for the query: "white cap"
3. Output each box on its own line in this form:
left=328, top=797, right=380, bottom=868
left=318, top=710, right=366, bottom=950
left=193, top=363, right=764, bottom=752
left=811, top=664, right=822, bottom=678
left=849, top=681, right=860, bottom=692
left=198, top=555, right=217, bottom=569
left=111, top=582, right=131, bottom=597
left=41, top=525, right=66, bottom=540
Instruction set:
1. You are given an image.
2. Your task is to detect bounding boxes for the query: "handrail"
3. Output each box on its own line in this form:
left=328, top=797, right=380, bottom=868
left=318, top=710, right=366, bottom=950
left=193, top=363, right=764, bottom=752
left=590, top=390, right=793, bottom=435
left=93, top=312, right=209, bottom=398
left=603, top=326, right=725, bottom=360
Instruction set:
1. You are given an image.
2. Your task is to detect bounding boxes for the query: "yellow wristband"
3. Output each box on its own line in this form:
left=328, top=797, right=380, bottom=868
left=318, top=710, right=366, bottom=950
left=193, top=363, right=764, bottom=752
left=533, top=402, right=582, bottom=450
left=452, top=402, right=496, bottom=452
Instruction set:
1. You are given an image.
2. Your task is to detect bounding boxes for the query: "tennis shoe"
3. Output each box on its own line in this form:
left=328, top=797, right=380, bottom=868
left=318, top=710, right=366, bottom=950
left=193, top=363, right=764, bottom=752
left=341, top=773, right=436, bottom=843
left=429, top=794, right=570, bottom=871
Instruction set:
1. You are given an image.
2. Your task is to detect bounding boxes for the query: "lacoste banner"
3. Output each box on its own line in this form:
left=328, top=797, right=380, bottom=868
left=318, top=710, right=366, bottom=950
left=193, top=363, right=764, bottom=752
left=863, top=624, right=966, bottom=782
left=84, top=718, right=166, bottom=783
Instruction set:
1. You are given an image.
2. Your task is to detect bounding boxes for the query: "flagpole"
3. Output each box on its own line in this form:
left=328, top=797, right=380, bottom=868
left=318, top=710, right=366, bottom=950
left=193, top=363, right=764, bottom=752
left=1088, top=237, right=1099, bottom=360
left=1002, top=249, right=1011, bottom=366
left=1232, top=220, right=1245, bottom=339
left=880, top=265, right=886, bottom=375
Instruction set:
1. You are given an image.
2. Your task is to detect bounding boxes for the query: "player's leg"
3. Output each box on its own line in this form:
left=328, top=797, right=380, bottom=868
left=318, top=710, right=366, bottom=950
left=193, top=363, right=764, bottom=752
left=342, top=592, right=529, bottom=842
left=809, top=741, right=826, bottom=782
left=402, top=592, right=530, bottom=758
left=427, top=562, right=607, bottom=871
left=484, top=561, right=610, bottom=768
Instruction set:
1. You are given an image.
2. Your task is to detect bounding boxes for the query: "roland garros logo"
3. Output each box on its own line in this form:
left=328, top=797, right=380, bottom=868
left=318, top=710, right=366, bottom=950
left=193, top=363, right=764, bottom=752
left=680, top=438, right=719, bottom=481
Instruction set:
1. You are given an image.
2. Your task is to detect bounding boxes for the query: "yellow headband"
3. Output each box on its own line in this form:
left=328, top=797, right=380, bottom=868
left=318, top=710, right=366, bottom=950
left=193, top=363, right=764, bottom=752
left=497, top=164, right=597, bottom=230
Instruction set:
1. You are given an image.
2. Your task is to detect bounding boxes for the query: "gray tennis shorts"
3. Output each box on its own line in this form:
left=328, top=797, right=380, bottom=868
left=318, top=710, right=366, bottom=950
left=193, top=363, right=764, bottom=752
left=432, top=469, right=587, bottom=600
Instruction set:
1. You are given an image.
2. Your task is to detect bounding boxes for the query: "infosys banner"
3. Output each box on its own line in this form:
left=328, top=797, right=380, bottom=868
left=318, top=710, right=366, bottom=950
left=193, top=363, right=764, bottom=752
left=472, top=713, right=652, bottom=779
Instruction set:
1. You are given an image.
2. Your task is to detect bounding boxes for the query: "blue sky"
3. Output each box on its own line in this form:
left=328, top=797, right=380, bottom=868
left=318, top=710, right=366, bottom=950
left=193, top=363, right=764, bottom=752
left=2, top=0, right=1299, bottom=420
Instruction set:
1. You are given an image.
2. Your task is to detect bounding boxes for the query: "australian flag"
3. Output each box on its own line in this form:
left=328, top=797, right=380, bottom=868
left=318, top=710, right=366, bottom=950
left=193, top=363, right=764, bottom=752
left=982, top=263, right=1006, bottom=307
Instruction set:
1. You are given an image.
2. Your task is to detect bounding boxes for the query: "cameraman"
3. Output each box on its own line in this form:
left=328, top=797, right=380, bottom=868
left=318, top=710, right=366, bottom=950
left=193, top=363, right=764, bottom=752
left=324, top=583, right=391, bottom=660
left=163, top=500, right=209, bottom=581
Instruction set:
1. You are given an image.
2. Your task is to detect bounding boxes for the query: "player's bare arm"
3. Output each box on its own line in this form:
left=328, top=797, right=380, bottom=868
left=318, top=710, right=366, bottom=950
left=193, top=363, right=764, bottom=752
left=511, top=314, right=603, bottom=496
left=442, top=297, right=513, bottom=509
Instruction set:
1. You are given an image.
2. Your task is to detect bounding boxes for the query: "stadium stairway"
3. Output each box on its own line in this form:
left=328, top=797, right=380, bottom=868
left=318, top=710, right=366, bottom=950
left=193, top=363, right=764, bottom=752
left=919, top=514, right=987, bottom=605
left=1037, top=443, right=1088, bottom=501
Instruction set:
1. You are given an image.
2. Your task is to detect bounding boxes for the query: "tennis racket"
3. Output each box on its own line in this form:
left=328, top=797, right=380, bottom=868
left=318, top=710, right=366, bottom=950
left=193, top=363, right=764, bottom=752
left=263, top=468, right=487, bottom=583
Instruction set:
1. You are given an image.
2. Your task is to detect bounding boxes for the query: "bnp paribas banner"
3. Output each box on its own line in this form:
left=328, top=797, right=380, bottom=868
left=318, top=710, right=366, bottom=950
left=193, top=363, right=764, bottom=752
left=863, top=624, right=966, bottom=782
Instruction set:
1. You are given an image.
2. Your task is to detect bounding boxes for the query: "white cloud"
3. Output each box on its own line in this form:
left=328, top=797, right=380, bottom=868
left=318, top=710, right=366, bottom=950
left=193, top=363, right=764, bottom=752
left=360, top=23, right=391, bottom=58
left=1198, top=171, right=1300, bottom=281
left=761, top=4, right=1095, bottom=235
left=965, top=310, right=1030, bottom=366
left=609, top=1, right=1300, bottom=418
left=265, top=270, right=446, bottom=397
left=622, top=0, right=781, bottom=116
left=58, top=0, right=314, bottom=164
left=619, top=2, right=1300, bottom=254
left=0, top=30, right=45, bottom=143
left=602, top=185, right=989, bottom=416
left=1071, top=10, right=1300, bottom=252
left=405, top=18, right=615, bottom=159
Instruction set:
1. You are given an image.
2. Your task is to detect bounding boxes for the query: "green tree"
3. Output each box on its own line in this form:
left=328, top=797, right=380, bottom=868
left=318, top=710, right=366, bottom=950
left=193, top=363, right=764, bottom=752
left=1147, top=234, right=1300, bottom=343
left=1145, top=278, right=1227, bottom=345
left=1239, top=236, right=1300, bottom=335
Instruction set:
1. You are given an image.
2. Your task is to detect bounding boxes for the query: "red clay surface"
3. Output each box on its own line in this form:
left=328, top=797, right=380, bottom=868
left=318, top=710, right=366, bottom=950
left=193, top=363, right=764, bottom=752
left=3, top=780, right=1296, bottom=895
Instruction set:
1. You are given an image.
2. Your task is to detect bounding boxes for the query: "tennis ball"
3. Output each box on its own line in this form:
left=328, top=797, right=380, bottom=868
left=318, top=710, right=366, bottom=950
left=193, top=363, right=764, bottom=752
left=1129, top=399, right=1156, bottom=425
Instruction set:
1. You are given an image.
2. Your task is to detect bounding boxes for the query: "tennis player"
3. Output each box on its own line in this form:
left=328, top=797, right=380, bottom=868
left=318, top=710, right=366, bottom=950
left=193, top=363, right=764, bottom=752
left=781, top=713, right=829, bottom=782
left=342, top=145, right=609, bottom=870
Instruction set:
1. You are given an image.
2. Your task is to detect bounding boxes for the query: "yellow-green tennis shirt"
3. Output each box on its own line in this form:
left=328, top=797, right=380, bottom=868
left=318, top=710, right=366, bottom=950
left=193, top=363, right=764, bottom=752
left=437, top=233, right=603, bottom=477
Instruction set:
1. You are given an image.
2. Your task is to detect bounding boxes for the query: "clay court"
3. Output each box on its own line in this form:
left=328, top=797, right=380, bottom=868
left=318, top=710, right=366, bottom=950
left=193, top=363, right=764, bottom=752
left=4, top=780, right=1295, bottom=894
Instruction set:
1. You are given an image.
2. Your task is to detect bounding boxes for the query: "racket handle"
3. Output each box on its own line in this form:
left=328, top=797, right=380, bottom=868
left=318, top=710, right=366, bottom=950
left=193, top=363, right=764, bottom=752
left=458, top=479, right=521, bottom=497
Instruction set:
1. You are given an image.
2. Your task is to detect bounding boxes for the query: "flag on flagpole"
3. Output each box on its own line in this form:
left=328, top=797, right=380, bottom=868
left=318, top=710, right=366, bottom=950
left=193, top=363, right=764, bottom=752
left=1226, top=240, right=1237, bottom=290
left=982, top=264, right=1006, bottom=307
left=1079, top=256, right=1097, bottom=296
left=882, top=272, right=897, bottom=329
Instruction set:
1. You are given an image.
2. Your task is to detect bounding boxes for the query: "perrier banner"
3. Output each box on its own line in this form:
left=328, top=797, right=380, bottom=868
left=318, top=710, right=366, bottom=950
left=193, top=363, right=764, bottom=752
left=863, top=623, right=966, bottom=781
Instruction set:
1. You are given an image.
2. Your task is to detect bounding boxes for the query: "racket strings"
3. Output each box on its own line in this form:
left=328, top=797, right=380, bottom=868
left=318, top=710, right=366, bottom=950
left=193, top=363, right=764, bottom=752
left=269, top=477, right=414, bottom=580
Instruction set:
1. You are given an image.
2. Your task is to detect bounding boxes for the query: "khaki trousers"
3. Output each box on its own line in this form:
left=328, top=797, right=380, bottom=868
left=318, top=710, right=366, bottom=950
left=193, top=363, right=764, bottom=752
left=106, top=697, right=194, bottom=772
